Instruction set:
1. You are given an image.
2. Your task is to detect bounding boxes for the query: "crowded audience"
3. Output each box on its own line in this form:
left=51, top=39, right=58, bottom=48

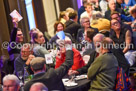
left=1, top=0, right=136, bottom=91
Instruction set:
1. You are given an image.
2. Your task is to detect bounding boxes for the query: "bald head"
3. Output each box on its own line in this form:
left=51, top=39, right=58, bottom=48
left=93, top=33, right=105, bottom=47
left=30, top=82, right=48, bottom=91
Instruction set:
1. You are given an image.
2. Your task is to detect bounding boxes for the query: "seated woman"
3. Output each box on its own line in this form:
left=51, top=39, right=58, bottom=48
left=49, top=21, right=73, bottom=44
left=110, top=18, right=136, bottom=66
left=55, top=37, right=85, bottom=70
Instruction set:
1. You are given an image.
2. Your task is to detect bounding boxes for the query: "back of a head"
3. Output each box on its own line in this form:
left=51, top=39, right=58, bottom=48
left=66, top=7, right=74, bottom=14
left=69, top=11, right=77, bottom=20
left=30, top=82, right=48, bottom=91
left=92, top=11, right=103, bottom=20
left=101, top=37, right=113, bottom=50
left=30, top=57, right=45, bottom=72
left=93, top=33, right=105, bottom=42
left=86, top=28, right=98, bottom=41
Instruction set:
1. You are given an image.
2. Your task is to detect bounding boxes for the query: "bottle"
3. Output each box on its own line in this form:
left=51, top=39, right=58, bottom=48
left=24, top=67, right=29, bottom=84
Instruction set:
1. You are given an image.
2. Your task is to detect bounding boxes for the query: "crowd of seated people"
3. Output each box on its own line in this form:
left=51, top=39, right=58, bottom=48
left=1, top=0, right=136, bottom=91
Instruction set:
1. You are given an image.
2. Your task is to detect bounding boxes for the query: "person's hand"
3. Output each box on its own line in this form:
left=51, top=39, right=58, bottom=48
left=68, top=70, right=79, bottom=76
left=56, top=50, right=61, bottom=59
left=12, top=18, right=18, bottom=28
left=26, top=55, right=35, bottom=65
left=65, top=37, right=72, bottom=51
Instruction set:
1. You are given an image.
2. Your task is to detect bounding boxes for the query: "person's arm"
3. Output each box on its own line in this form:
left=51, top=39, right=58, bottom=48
left=123, top=30, right=132, bottom=53
left=87, top=57, right=101, bottom=80
left=55, top=38, right=73, bottom=79
left=55, top=50, right=73, bottom=79
left=77, top=51, right=97, bottom=74
left=10, top=18, right=18, bottom=42
left=14, top=57, right=23, bottom=75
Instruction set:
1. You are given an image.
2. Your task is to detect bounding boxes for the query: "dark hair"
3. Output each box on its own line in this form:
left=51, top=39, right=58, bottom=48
left=110, top=18, right=120, bottom=27
left=83, top=0, right=87, bottom=5
left=110, top=11, right=120, bottom=18
left=54, top=21, right=65, bottom=34
left=86, top=28, right=97, bottom=40
left=32, top=31, right=40, bottom=43
left=69, top=11, right=77, bottom=19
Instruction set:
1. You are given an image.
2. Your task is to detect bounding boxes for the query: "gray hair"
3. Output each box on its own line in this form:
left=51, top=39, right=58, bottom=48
left=30, top=82, right=48, bottom=91
left=80, top=16, right=90, bottom=25
left=30, top=57, right=45, bottom=71
left=3, top=74, right=20, bottom=85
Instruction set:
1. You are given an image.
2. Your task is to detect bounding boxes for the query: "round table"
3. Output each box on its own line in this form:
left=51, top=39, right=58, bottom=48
left=65, top=78, right=91, bottom=91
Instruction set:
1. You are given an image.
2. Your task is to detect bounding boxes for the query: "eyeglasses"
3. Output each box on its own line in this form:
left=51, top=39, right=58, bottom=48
left=83, top=20, right=90, bottom=23
left=111, top=22, right=120, bottom=26
left=17, top=34, right=23, bottom=36
left=3, top=85, right=17, bottom=88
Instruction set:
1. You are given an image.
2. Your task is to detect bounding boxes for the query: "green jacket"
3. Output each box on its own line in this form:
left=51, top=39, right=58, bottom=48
left=87, top=52, right=118, bottom=91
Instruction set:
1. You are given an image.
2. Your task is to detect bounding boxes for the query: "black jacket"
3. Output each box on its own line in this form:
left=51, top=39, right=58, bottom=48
left=24, top=50, right=73, bottom=91
left=64, top=20, right=81, bottom=42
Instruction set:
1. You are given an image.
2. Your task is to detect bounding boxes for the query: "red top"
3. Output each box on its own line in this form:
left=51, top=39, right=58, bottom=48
left=55, top=48, right=85, bottom=70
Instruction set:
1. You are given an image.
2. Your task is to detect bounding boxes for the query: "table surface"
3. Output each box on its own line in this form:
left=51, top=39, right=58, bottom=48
left=65, top=78, right=91, bottom=91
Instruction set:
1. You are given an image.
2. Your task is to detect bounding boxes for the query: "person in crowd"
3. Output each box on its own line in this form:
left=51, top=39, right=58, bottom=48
left=49, top=21, right=73, bottom=45
left=64, top=11, right=81, bottom=42
left=82, top=28, right=96, bottom=56
left=116, top=0, right=123, bottom=8
left=78, top=0, right=87, bottom=23
left=24, top=38, right=73, bottom=91
left=87, top=37, right=118, bottom=91
left=58, top=11, right=69, bottom=24
left=121, top=0, right=136, bottom=9
left=129, top=5, right=136, bottom=21
left=8, top=18, right=24, bottom=73
left=99, top=0, right=108, bottom=16
left=55, top=37, right=85, bottom=70
left=77, top=16, right=98, bottom=43
left=32, top=31, right=49, bottom=57
left=30, top=82, right=48, bottom=91
left=91, top=11, right=111, bottom=31
left=0, top=55, right=10, bottom=85
left=80, top=3, right=95, bottom=23
left=14, top=43, right=34, bottom=75
left=105, top=0, right=125, bottom=20
left=69, top=34, right=129, bottom=75
left=110, top=18, right=136, bottom=66
left=3, top=74, right=20, bottom=91
left=29, top=28, right=40, bottom=43
left=110, top=11, right=133, bottom=31
left=53, top=21, right=65, bottom=35
left=131, top=20, right=136, bottom=47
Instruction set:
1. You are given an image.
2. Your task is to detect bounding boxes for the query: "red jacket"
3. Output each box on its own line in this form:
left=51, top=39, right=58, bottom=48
left=55, top=48, right=85, bottom=70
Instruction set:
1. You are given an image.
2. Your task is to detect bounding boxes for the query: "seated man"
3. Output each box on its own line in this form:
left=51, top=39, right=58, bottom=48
left=24, top=38, right=73, bottom=91
left=87, top=38, right=118, bottom=91
left=55, top=37, right=85, bottom=70
left=3, top=74, right=20, bottom=91
left=69, top=34, right=129, bottom=75
left=14, top=43, right=34, bottom=75
left=30, top=82, right=48, bottom=91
